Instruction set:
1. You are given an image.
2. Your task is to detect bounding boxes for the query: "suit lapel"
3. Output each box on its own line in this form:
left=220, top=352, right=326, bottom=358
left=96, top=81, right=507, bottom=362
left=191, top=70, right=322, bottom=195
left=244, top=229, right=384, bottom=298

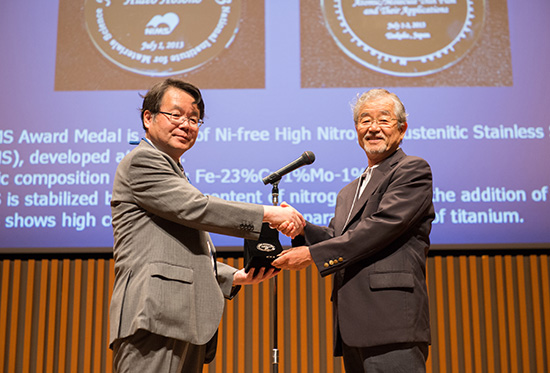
left=341, top=169, right=381, bottom=234
left=139, top=140, right=187, bottom=179
left=340, top=149, right=405, bottom=234
left=355, top=167, right=381, bottom=210
left=334, top=177, right=362, bottom=234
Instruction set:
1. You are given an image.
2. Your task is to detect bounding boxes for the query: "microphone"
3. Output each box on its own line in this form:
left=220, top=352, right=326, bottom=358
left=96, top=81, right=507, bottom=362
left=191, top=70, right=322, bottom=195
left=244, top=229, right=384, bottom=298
left=262, top=151, right=316, bottom=185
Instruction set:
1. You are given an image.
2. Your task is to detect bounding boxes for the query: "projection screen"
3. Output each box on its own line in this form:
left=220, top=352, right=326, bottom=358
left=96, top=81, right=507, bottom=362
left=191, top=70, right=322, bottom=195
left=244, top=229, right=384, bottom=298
left=0, top=0, right=549, bottom=253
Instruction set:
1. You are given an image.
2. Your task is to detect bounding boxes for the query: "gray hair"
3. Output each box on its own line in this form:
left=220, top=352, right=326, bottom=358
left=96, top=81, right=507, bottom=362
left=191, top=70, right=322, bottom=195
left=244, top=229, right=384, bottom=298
left=352, top=88, right=408, bottom=130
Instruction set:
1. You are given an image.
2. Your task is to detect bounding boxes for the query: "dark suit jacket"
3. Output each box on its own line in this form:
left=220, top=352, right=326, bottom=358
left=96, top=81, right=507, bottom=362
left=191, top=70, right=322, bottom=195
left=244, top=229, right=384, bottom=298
left=303, top=148, right=434, bottom=355
left=109, top=140, right=264, bottom=355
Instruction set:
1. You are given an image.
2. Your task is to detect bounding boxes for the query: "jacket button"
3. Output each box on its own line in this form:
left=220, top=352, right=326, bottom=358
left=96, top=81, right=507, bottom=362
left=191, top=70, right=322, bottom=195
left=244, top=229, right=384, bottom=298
left=338, top=257, right=343, bottom=262
left=324, top=262, right=329, bottom=268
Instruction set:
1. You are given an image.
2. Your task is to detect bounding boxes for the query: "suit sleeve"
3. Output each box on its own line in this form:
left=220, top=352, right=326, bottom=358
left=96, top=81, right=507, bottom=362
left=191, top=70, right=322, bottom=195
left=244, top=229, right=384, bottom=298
left=292, top=221, right=335, bottom=247
left=309, top=157, right=433, bottom=276
left=215, top=261, right=241, bottom=299
left=127, top=147, right=264, bottom=240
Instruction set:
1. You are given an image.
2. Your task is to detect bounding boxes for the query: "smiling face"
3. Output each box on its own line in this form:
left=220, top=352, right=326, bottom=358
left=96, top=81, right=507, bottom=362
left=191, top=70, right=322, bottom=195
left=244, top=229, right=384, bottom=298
left=355, top=95, right=407, bottom=166
left=143, top=87, right=200, bottom=162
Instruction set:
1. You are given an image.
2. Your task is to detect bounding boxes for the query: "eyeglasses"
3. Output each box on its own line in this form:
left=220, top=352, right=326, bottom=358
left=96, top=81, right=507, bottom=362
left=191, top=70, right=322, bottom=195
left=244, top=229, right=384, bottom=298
left=357, top=117, right=398, bottom=129
left=158, top=111, right=204, bottom=127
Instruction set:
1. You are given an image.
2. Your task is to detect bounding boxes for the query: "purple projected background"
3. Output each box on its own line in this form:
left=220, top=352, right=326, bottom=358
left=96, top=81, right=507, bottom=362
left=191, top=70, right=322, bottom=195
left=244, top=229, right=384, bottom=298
left=0, top=0, right=549, bottom=253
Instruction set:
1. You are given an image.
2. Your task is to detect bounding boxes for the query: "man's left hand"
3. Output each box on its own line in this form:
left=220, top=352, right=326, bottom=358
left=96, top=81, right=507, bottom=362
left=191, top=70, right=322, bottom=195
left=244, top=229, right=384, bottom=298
left=233, top=267, right=279, bottom=285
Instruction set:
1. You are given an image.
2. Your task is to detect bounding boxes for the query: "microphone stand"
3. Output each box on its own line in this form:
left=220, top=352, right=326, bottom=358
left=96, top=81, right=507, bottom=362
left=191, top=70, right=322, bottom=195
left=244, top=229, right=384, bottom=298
left=270, top=181, right=279, bottom=373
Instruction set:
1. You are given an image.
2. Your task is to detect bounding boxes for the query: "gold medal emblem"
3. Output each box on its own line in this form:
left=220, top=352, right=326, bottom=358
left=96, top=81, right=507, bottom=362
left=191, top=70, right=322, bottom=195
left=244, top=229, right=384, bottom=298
left=84, top=0, right=241, bottom=76
left=321, top=0, right=485, bottom=76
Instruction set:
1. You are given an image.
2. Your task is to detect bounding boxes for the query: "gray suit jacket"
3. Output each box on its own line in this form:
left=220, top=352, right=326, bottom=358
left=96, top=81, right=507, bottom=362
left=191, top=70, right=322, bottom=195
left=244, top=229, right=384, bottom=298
left=303, top=149, right=434, bottom=354
left=109, top=140, right=264, bottom=349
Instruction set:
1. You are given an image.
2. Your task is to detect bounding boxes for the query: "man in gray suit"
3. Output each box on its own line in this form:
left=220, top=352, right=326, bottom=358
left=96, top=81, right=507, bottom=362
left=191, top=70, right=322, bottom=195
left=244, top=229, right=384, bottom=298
left=109, top=78, right=304, bottom=373
left=273, top=89, right=434, bottom=372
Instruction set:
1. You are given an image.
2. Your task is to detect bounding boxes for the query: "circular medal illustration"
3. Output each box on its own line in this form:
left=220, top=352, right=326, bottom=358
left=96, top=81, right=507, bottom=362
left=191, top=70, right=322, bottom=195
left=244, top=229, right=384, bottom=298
left=85, top=0, right=241, bottom=76
left=321, top=0, right=485, bottom=77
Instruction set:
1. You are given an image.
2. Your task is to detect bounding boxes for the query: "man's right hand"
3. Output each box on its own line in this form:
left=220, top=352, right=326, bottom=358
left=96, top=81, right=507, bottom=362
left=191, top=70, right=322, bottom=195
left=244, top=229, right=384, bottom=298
left=263, top=202, right=305, bottom=238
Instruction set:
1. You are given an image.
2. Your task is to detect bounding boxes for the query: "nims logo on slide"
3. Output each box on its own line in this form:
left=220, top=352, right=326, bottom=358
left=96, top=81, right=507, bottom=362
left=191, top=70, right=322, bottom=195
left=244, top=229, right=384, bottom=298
left=145, top=13, right=179, bottom=35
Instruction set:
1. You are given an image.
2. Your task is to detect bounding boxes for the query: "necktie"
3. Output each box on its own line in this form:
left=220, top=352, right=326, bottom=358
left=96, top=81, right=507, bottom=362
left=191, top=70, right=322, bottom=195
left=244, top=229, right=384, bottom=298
left=178, top=163, right=191, bottom=182
left=343, top=167, right=372, bottom=228
left=205, top=235, right=218, bottom=275
left=358, top=167, right=373, bottom=198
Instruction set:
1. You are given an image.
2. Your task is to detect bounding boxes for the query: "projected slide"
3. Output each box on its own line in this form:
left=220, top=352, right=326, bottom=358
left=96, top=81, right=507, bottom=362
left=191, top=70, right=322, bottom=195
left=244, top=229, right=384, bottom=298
left=0, top=0, right=549, bottom=253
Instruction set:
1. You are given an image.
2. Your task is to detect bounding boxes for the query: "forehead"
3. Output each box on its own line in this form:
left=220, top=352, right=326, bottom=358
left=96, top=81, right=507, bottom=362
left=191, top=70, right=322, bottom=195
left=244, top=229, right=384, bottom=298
left=161, top=88, right=196, bottom=107
left=359, top=96, right=395, bottom=116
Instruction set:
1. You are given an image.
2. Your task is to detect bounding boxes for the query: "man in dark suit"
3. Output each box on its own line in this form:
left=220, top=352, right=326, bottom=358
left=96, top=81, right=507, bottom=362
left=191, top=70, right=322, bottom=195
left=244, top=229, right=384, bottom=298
left=273, top=88, right=434, bottom=372
left=109, top=78, right=304, bottom=373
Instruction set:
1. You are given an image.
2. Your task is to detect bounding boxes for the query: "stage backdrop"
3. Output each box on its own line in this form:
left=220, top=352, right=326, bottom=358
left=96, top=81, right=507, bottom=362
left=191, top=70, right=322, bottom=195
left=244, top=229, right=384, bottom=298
left=0, top=0, right=549, bottom=253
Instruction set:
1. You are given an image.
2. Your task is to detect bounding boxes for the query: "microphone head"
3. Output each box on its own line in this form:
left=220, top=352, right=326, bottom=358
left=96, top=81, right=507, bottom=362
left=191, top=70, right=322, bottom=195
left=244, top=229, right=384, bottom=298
left=262, top=151, right=316, bottom=185
left=302, top=151, right=315, bottom=165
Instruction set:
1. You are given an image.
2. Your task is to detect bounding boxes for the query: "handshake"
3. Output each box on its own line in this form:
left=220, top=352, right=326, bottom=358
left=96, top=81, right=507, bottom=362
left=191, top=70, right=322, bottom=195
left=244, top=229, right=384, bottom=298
left=263, top=201, right=305, bottom=239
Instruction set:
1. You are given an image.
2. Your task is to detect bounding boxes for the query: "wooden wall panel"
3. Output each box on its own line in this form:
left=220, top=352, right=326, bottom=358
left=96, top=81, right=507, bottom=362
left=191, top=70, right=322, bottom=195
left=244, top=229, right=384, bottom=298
left=0, top=253, right=549, bottom=372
